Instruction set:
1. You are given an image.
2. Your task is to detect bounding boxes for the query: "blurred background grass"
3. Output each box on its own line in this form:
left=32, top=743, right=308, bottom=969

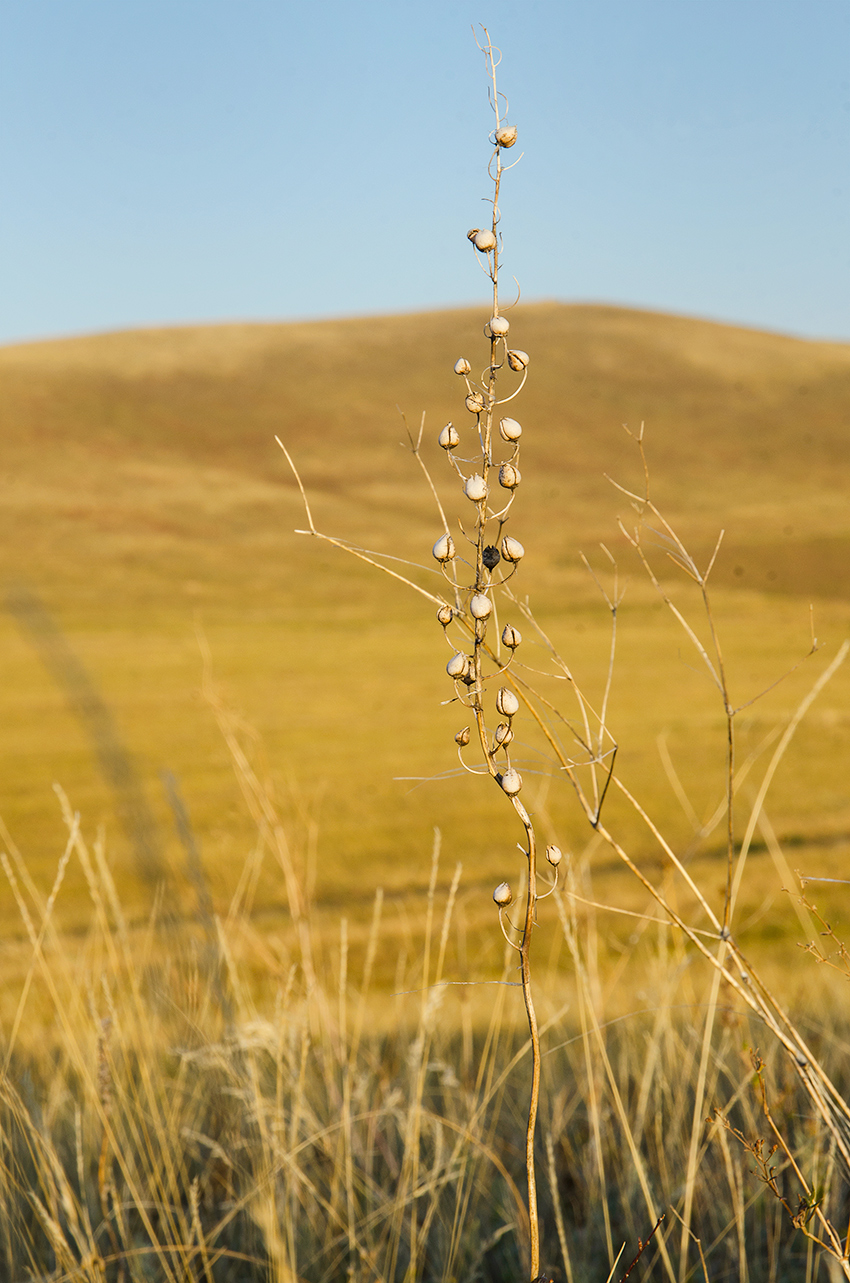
left=0, top=300, right=848, bottom=957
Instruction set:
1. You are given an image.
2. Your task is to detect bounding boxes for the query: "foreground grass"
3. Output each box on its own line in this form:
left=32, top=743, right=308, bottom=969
left=3, top=804, right=850, bottom=1283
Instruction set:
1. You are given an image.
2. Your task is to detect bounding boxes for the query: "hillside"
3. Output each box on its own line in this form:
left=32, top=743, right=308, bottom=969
left=0, top=302, right=849, bottom=935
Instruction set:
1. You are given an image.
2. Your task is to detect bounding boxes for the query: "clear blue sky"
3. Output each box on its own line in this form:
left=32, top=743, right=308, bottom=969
left=1, top=0, right=848, bottom=345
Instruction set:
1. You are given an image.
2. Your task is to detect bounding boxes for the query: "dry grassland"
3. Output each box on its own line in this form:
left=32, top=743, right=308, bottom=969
left=3, top=303, right=850, bottom=1280
left=0, top=301, right=848, bottom=957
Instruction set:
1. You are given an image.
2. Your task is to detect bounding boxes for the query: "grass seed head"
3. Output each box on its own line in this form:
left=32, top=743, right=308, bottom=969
left=499, top=767, right=522, bottom=795
left=493, top=880, right=513, bottom=907
left=472, top=228, right=497, bottom=252
left=495, top=124, right=518, bottom=148
left=464, top=473, right=488, bottom=502
left=495, top=687, right=520, bottom=717
left=432, top=533, right=456, bottom=562
left=500, top=535, right=525, bottom=563
left=446, top=652, right=471, bottom=681
left=499, top=416, right=522, bottom=441
left=499, top=462, right=521, bottom=490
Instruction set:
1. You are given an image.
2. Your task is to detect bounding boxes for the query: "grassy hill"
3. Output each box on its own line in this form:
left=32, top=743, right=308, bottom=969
left=1, top=301, right=849, bottom=944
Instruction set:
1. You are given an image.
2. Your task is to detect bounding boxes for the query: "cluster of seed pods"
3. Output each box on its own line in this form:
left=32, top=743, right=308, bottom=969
left=429, top=126, right=533, bottom=825
left=435, top=67, right=553, bottom=1279
left=432, top=322, right=529, bottom=782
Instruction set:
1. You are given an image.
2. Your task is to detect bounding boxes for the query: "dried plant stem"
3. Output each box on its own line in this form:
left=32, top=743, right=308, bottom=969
left=516, top=799, right=541, bottom=1275
left=459, top=30, right=542, bottom=1276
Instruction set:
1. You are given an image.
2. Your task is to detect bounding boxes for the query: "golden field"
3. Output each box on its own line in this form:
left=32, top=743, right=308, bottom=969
left=2, top=303, right=850, bottom=1281
left=0, top=301, right=848, bottom=949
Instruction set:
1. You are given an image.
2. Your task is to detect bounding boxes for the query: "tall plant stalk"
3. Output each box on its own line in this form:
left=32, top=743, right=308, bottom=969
left=284, top=32, right=554, bottom=1276
left=438, top=32, right=548, bottom=1278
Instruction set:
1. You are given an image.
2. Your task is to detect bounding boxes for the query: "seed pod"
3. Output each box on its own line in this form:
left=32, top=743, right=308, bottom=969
left=493, top=881, right=513, bottom=907
left=446, top=652, right=471, bottom=680
left=454, top=357, right=471, bottom=376
left=499, top=417, right=522, bottom=442
left=438, top=423, right=460, bottom=450
left=466, top=228, right=481, bottom=242
left=501, top=535, right=525, bottom=563
left=436, top=604, right=453, bottom=627
left=473, top=228, right=497, bottom=252
left=500, top=767, right=522, bottom=796
left=501, top=623, right=522, bottom=649
left=464, top=473, right=487, bottom=502
left=546, top=844, right=563, bottom=868
left=455, top=726, right=471, bottom=747
left=506, top=349, right=529, bottom=372
left=465, top=391, right=485, bottom=414
left=470, top=593, right=492, bottom=620
left=482, top=544, right=501, bottom=570
left=432, top=533, right=455, bottom=563
left=496, top=687, right=520, bottom=717
left=499, top=462, right=521, bottom=490
left=488, top=315, right=510, bottom=338
left=495, top=124, right=518, bottom=148
left=494, top=722, right=513, bottom=747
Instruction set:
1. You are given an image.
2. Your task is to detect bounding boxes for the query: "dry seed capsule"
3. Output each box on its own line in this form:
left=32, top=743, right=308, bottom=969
left=499, top=462, right=521, bottom=490
left=500, top=767, right=522, bottom=796
left=438, top=423, right=460, bottom=450
left=488, top=315, right=510, bottom=338
left=446, top=652, right=471, bottom=681
left=465, top=391, right=485, bottom=414
left=501, top=535, right=525, bottom=563
left=455, top=726, right=471, bottom=747
left=436, top=604, right=453, bottom=627
left=466, top=228, right=481, bottom=242
left=501, top=624, right=522, bottom=649
left=499, top=417, right=522, bottom=442
left=493, top=881, right=513, bottom=907
left=432, top=533, right=455, bottom=563
left=473, top=228, right=497, bottom=252
left=470, top=593, right=492, bottom=620
left=454, top=357, right=471, bottom=376
left=495, top=687, right=520, bottom=717
left=482, top=544, right=501, bottom=570
left=464, top=473, right=487, bottom=502
left=495, top=124, right=518, bottom=148
left=506, top=349, right=529, bottom=372
left=494, top=722, right=513, bottom=747
left=546, top=845, right=563, bottom=868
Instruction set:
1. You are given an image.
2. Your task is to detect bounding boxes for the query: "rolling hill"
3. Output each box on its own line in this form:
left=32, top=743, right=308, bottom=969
left=0, top=302, right=848, bottom=938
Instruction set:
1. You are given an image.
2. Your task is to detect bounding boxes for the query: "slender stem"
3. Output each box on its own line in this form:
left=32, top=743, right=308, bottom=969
left=479, top=35, right=541, bottom=1277
left=723, top=703, right=734, bottom=932
left=514, top=797, right=541, bottom=1278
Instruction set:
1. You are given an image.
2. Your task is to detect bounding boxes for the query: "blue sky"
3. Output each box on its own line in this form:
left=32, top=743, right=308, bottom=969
left=1, top=0, right=848, bottom=344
